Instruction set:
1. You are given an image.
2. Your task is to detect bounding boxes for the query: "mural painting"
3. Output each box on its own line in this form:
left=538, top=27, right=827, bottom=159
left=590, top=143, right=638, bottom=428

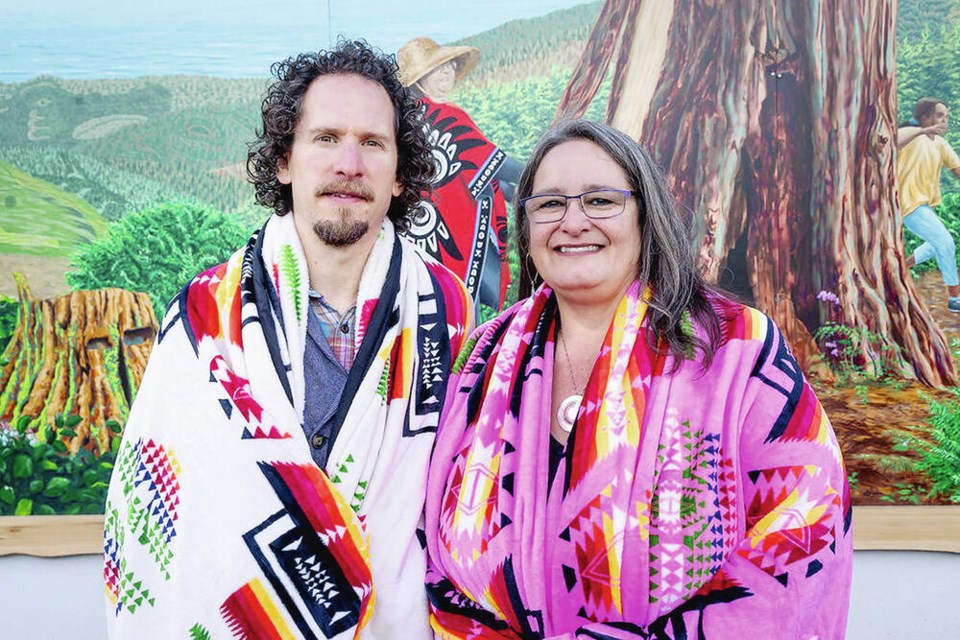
left=2, top=0, right=960, bottom=520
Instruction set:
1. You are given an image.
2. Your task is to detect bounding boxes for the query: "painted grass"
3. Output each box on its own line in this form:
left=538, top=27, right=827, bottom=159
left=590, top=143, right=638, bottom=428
left=0, top=162, right=106, bottom=257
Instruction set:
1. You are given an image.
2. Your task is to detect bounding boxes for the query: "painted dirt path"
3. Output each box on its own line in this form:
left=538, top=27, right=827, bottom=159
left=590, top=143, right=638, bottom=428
left=818, top=271, right=960, bottom=505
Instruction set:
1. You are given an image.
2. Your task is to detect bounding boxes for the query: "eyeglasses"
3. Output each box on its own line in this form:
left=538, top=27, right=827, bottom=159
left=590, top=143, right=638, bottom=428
left=519, top=188, right=637, bottom=224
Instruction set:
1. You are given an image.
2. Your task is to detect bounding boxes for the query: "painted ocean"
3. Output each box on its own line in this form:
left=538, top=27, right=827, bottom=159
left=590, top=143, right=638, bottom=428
left=1, top=0, right=592, bottom=82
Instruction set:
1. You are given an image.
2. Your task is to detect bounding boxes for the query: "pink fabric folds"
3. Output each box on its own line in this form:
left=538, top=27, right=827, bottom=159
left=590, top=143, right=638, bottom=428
left=426, top=281, right=852, bottom=639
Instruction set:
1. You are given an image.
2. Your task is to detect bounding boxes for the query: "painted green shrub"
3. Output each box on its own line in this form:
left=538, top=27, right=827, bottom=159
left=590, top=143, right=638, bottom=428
left=0, top=295, right=16, bottom=357
left=0, top=414, right=119, bottom=515
left=67, top=200, right=250, bottom=314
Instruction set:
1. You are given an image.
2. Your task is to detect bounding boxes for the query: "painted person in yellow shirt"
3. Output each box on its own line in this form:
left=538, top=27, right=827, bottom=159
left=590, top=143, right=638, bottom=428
left=898, top=97, right=960, bottom=312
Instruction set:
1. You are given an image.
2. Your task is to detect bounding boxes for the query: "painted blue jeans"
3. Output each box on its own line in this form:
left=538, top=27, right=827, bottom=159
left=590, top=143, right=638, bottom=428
left=904, top=204, right=960, bottom=287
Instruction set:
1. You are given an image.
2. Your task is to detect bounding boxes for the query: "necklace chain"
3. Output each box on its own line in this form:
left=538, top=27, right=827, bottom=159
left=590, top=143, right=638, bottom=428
left=556, top=329, right=585, bottom=434
left=559, top=330, right=584, bottom=394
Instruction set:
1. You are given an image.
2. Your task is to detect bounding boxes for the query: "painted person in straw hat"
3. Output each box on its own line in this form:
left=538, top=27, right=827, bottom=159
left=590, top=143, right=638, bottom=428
left=398, top=36, right=523, bottom=314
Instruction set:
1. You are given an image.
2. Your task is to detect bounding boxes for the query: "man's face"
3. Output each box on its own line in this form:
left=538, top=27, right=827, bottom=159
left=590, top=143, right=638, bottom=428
left=921, top=103, right=950, bottom=131
left=277, top=73, right=402, bottom=249
left=419, top=60, right=457, bottom=100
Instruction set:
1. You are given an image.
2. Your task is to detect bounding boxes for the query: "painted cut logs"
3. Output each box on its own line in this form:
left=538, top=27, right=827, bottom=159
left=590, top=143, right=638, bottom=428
left=0, top=273, right=157, bottom=453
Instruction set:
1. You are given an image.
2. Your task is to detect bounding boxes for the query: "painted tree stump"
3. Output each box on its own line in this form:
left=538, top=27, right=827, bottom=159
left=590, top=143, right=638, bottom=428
left=0, top=273, right=157, bottom=453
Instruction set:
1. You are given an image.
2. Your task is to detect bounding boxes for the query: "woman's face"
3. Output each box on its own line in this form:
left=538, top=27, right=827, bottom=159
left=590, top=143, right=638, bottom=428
left=526, top=139, right=642, bottom=308
left=419, top=60, right=457, bottom=101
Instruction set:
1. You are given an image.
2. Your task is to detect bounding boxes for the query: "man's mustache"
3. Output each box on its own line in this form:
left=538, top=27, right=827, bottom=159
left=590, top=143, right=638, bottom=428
left=315, top=181, right=374, bottom=201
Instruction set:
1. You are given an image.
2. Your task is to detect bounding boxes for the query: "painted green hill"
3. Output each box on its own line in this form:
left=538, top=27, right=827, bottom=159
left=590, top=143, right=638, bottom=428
left=0, top=161, right=107, bottom=257
left=0, top=76, right=259, bottom=219
left=454, top=2, right=602, bottom=82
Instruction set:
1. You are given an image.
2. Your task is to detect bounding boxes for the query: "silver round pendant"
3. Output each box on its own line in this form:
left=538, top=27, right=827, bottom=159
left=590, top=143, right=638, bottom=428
left=556, top=394, right=583, bottom=433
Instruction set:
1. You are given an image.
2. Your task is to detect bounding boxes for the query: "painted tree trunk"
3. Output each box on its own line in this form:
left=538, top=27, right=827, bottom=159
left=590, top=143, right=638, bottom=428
left=556, top=0, right=955, bottom=386
left=0, top=273, right=157, bottom=453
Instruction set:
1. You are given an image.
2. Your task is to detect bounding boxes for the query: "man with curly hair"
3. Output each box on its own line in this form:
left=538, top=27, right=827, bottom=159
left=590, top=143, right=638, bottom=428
left=104, top=40, right=472, bottom=639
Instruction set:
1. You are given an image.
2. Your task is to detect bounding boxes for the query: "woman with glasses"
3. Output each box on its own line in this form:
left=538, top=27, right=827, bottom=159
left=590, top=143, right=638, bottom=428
left=424, top=120, right=852, bottom=638
left=397, top=37, right=523, bottom=313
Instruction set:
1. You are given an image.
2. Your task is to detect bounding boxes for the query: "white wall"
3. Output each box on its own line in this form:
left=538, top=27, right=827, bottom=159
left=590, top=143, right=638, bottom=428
left=0, top=551, right=955, bottom=639
left=1, top=554, right=106, bottom=639
left=849, top=551, right=958, bottom=637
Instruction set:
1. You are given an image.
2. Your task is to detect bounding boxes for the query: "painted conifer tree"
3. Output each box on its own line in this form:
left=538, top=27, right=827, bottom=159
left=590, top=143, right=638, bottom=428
left=556, top=0, right=955, bottom=386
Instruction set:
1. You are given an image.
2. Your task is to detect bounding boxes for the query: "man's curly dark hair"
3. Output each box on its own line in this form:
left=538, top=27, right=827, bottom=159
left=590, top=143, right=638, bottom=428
left=246, top=40, right=432, bottom=232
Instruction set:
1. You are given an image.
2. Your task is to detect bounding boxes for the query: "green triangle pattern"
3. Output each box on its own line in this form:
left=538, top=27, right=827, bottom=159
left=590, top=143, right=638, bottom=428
left=376, top=361, right=390, bottom=399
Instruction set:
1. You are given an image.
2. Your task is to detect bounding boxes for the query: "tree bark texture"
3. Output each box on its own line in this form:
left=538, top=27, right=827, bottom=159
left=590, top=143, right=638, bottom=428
left=0, top=273, right=157, bottom=453
left=556, top=0, right=955, bottom=386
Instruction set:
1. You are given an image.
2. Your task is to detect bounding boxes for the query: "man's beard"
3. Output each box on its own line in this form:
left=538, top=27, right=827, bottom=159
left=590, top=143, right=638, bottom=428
left=313, top=212, right=369, bottom=247
left=311, top=180, right=374, bottom=247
